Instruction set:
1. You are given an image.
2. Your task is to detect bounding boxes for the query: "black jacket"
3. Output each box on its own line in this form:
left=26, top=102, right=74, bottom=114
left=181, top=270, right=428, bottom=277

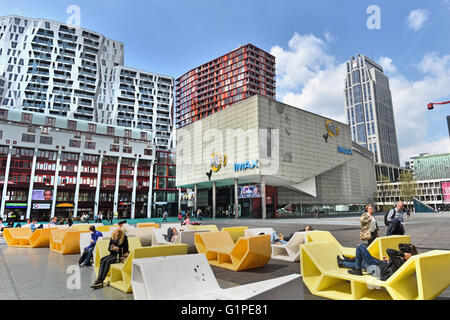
left=108, top=236, right=129, bottom=261
left=379, top=249, right=406, bottom=281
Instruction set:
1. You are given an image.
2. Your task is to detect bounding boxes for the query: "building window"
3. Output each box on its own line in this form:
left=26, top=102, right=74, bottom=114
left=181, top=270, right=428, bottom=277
left=85, top=141, right=96, bottom=150
left=21, top=133, right=35, bottom=143
left=40, top=136, right=53, bottom=145
left=141, top=132, right=147, bottom=140
left=124, top=129, right=131, bottom=138
left=88, top=123, right=96, bottom=133
left=144, top=149, right=152, bottom=156
left=110, top=145, right=119, bottom=152
left=22, top=113, right=33, bottom=123
left=69, top=140, right=81, bottom=148
left=45, top=116, right=56, bottom=127
left=0, top=109, right=8, bottom=120
left=123, top=146, right=132, bottom=154
left=68, top=120, right=77, bottom=130
left=107, top=126, right=115, bottom=135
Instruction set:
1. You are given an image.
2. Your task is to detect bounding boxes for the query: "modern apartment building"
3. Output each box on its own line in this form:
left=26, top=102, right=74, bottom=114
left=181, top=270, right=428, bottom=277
left=0, top=107, right=157, bottom=220
left=405, top=153, right=429, bottom=171
left=176, top=43, right=276, bottom=128
left=0, top=15, right=174, bottom=150
left=0, top=76, right=5, bottom=101
left=414, top=153, right=450, bottom=181
left=344, top=54, right=400, bottom=166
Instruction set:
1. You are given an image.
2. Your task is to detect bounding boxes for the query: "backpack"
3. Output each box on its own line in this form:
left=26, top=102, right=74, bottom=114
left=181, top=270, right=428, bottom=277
left=384, top=209, right=394, bottom=226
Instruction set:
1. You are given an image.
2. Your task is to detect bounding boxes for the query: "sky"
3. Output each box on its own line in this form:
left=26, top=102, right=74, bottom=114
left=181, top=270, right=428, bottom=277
left=1, top=0, right=449, bottom=165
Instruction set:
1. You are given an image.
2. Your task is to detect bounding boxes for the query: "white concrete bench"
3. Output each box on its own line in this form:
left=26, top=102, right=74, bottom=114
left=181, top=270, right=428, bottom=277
left=173, top=229, right=210, bottom=253
left=131, top=254, right=304, bottom=300
left=244, top=228, right=275, bottom=237
left=271, top=232, right=306, bottom=262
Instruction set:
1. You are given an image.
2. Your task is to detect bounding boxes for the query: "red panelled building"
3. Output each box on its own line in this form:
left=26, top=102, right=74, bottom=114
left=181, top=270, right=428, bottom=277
left=176, top=44, right=276, bottom=128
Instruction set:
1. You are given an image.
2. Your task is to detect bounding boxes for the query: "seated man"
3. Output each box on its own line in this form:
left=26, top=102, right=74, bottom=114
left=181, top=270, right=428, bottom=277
left=278, top=225, right=314, bottom=242
left=48, top=217, right=58, bottom=227
left=337, top=243, right=417, bottom=280
left=79, top=226, right=103, bottom=267
left=269, top=232, right=288, bottom=245
left=30, top=219, right=38, bottom=232
left=164, top=227, right=178, bottom=243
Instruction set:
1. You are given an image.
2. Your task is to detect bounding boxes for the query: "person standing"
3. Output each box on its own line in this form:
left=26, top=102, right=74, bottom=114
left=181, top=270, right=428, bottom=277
left=360, top=205, right=379, bottom=245
left=385, top=201, right=406, bottom=236
left=162, top=210, right=168, bottom=222
left=197, top=208, right=202, bottom=221
left=98, top=212, right=103, bottom=224
left=67, top=217, right=73, bottom=227
left=313, top=207, right=319, bottom=219
left=94, top=212, right=98, bottom=224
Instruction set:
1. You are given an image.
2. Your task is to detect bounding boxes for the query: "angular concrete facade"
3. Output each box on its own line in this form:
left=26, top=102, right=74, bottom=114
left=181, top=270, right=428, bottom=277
left=176, top=95, right=377, bottom=218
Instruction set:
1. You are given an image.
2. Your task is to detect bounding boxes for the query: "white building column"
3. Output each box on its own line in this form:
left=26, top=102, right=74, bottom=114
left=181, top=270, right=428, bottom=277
left=261, top=175, right=267, bottom=220
left=147, top=159, right=154, bottom=218
left=131, top=158, right=138, bottom=219
left=178, top=187, right=181, bottom=212
left=194, top=184, right=198, bottom=212
left=73, top=153, right=83, bottom=218
left=212, top=182, right=216, bottom=219
left=94, top=155, right=103, bottom=217
left=113, top=156, right=122, bottom=215
left=26, top=149, right=38, bottom=219
left=50, top=150, right=61, bottom=219
left=234, top=179, right=239, bottom=219
left=0, top=146, right=12, bottom=219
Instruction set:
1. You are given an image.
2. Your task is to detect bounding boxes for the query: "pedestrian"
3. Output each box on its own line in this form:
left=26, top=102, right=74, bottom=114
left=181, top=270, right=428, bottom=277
left=385, top=201, right=406, bottom=236
left=67, top=216, right=73, bottom=227
left=178, top=211, right=182, bottom=221
left=197, top=208, right=202, bottom=221
left=98, top=212, right=103, bottom=224
left=313, top=207, right=319, bottom=218
left=91, top=228, right=129, bottom=289
left=162, top=210, right=168, bottom=222
left=94, top=212, right=98, bottom=223
left=109, top=211, right=114, bottom=224
left=360, top=205, right=379, bottom=246
left=79, top=225, right=103, bottom=267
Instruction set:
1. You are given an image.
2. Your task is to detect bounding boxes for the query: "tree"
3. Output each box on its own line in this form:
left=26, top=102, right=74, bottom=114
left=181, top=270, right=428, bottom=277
left=398, top=171, right=418, bottom=211
left=379, top=174, right=393, bottom=209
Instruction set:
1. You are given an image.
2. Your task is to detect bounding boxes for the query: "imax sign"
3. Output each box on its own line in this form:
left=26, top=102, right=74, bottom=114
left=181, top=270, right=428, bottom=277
left=234, top=160, right=259, bottom=172
left=337, top=146, right=353, bottom=155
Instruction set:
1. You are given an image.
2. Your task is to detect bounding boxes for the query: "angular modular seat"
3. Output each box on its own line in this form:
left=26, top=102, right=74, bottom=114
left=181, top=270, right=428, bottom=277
left=96, top=225, right=118, bottom=233
left=187, top=225, right=219, bottom=232
left=244, top=228, right=275, bottom=237
left=300, top=240, right=450, bottom=300
left=49, top=229, right=90, bottom=254
left=137, top=222, right=159, bottom=229
left=194, top=231, right=271, bottom=271
left=272, top=232, right=307, bottom=262
left=221, top=227, right=248, bottom=242
left=109, top=243, right=188, bottom=293
left=94, top=237, right=142, bottom=282
left=131, top=254, right=304, bottom=300
left=3, top=227, right=55, bottom=248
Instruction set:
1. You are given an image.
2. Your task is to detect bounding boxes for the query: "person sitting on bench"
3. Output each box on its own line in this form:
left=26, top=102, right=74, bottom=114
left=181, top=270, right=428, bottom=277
left=337, top=243, right=418, bottom=280
left=79, top=225, right=103, bottom=267
left=277, top=225, right=314, bottom=242
left=164, top=227, right=178, bottom=243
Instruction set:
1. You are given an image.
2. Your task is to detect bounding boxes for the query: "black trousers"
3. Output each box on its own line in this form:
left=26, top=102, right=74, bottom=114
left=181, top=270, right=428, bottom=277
left=96, top=255, right=117, bottom=283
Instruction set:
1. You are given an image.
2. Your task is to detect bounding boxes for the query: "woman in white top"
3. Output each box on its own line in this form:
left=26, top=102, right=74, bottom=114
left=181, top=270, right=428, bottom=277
left=360, top=205, right=379, bottom=245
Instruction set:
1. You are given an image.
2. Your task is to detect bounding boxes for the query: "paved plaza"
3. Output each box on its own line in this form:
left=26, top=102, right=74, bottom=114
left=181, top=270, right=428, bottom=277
left=1, top=212, right=450, bottom=300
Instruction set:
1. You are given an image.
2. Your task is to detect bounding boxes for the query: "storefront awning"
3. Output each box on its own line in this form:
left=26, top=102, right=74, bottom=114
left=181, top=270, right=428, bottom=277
left=5, top=203, right=27, bottom=208
left=56, top=203, right=74, bottom=208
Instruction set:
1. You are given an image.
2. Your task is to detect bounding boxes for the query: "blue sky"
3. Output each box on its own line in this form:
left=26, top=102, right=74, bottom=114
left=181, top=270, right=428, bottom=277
left=1, top=0, right=450, bottom=163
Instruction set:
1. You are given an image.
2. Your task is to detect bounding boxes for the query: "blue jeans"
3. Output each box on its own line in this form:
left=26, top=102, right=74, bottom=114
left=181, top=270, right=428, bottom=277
left=271, top=231, right=288, bottom=244
left=342, top=244, right=381, bottom=270
left=82, top=247, right=95, bottom=265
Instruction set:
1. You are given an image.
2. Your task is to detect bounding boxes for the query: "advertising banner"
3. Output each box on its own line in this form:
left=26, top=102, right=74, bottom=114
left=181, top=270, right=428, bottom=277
left=442, top=182, right=450, bottom=203
left=32, top=190, right=53, bottom=201
left=238, top=185, right=262, bottom=199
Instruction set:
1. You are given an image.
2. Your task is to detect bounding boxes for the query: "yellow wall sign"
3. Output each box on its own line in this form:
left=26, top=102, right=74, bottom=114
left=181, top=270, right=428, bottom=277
left=210, top=153, right=227, bottom=172
left=326, top=120, right=340, bottom=137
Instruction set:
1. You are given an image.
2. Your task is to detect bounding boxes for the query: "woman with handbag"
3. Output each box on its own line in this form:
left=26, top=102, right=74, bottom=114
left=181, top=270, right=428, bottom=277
left=360, top=205, right=379, bottom=246
left=91, top=228, right=129, bottom=289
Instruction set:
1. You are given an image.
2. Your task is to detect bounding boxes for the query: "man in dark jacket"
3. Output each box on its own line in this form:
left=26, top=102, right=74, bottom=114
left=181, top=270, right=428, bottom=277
left=337, top=243, right=417, bottom=280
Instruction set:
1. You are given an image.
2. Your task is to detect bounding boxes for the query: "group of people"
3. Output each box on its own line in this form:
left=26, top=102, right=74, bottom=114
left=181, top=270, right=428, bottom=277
left=81, top=211, right=114, bottom=224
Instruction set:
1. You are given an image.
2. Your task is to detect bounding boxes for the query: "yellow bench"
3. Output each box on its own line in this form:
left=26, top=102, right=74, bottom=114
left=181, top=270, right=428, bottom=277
left=187, top=225, right=219, bottom=232
left=4, top=228, right=56, bottom=248
left=221, top=227, right=248, bottom=242
left=194, top=231, right=271, bottom=271
left=96, top=225, right=118, bottom=233
left=300, top=241, right=450, bottom=300
left=109, top=244, right=188, bottom=293
left=50, top=229, right=90, bottom=254
left=304, top=231, right=410, bottom=260
left=137, top=222, right=159, bottom=229
left=70, top=224, right=93, bottom=231
left=94, top=237, right=142, bottom=282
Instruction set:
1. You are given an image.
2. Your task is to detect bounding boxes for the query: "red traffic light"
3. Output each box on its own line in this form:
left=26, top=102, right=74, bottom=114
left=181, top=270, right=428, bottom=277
left=427, top=103, right=434, bottom=110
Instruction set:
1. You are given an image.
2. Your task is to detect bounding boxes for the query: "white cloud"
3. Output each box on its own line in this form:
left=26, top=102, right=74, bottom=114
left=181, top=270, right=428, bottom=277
left=378, top=56, right=397, bottom=74
left=407, top=9, right=429, bottom=30
left=270, top=33, right=346, bottom=122
left=271, top=33, right=450, bottom=165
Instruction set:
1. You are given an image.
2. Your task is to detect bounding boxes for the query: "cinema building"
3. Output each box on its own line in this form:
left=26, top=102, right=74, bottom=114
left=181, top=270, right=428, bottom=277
left=176, top=95, right=377, bottom=219
left=0, top=107, right=162, bottom=220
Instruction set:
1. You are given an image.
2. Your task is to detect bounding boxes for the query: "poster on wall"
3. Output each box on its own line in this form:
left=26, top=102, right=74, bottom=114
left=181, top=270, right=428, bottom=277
left=32, top=190, right=53, bottom=201
left=442, top=182, right=450, bottom=203
left=238, top=185, right=262, bottom=199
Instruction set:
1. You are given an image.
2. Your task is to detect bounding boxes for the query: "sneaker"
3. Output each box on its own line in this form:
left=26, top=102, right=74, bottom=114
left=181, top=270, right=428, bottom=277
left=337, top=256, right=345, bottom=267
left=79, top=262, right=87, bottom=267
left=91, top=282, right=103, bottom=289
left=348, top=268, right=363, bottom=276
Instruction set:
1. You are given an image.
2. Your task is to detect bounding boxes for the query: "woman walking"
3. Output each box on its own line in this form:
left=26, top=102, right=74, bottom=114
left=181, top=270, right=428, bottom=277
left=360, top=205, right=379, bottom=246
